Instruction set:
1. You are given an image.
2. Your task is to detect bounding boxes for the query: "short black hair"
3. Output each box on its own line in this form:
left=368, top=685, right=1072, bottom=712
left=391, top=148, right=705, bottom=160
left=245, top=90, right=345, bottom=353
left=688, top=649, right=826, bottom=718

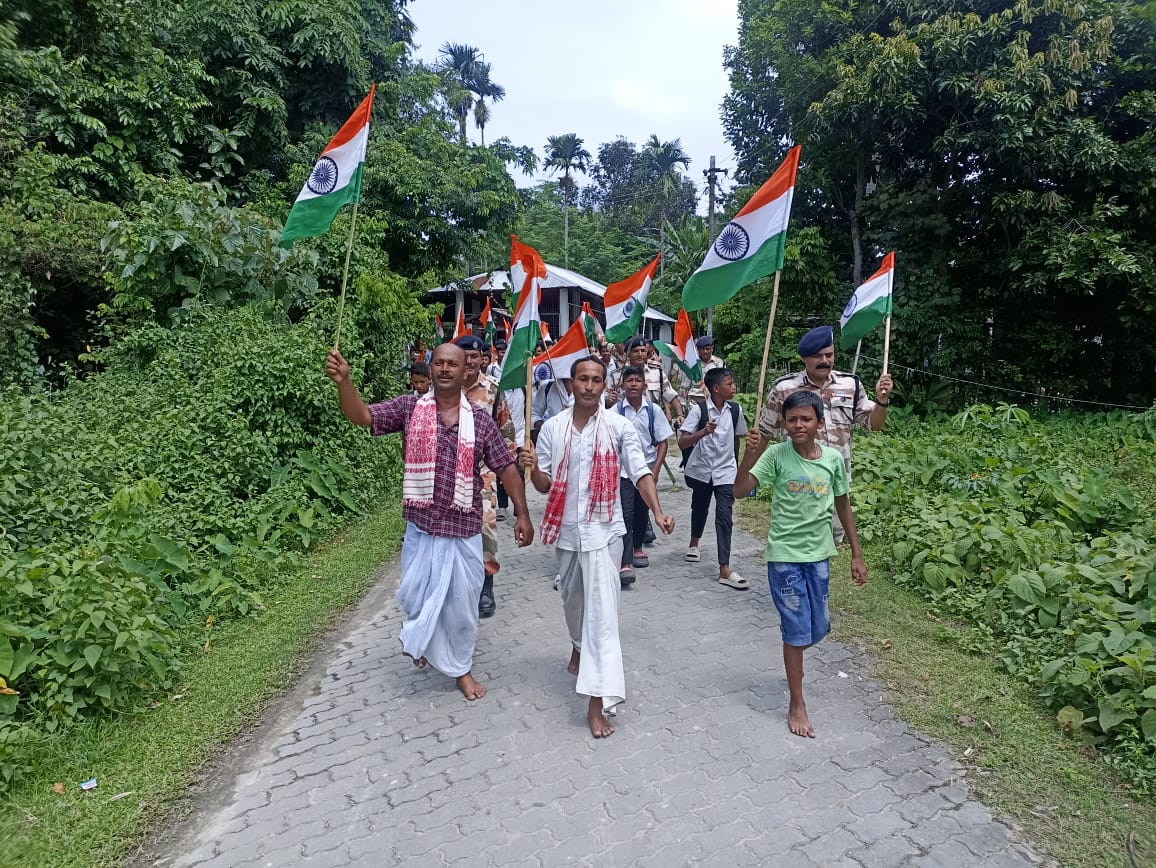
left=705, top=366, right=734, bottom=392
left=571, top=355, right=607, bottom=379
left=620, top=365, right=646, bottom=382
left=783, top=390, right=824, bottom=420
left=410, top=362, right=430, bottom=377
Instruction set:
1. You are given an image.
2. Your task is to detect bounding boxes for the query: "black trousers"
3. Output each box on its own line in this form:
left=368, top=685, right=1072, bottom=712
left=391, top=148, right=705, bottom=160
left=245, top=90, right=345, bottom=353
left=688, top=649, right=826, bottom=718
left=496, top=475, right=509, bottom=510
left=687, top=476, right=735, bottom=566
left=619, top=477, right=651, bottom=568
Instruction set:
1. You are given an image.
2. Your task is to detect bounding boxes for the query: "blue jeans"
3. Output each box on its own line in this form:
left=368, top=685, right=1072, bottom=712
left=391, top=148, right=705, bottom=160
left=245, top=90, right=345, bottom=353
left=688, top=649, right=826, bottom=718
left=767, top=560, right=830, bottom=646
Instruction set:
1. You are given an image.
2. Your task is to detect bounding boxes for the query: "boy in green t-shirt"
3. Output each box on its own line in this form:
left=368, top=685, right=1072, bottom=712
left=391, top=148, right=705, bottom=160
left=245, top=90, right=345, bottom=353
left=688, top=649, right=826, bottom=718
left=734, top=391, right=868, bottom=738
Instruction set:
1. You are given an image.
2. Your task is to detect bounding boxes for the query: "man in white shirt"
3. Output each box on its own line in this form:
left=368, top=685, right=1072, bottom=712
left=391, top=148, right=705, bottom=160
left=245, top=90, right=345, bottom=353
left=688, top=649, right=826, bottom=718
left=520, top=357, right=676, bottom=738
left=679, top=367, right=749, bottom=590
left=685, top=335, right=726, bottom=402
left=611, top=365, right=673, bottom=587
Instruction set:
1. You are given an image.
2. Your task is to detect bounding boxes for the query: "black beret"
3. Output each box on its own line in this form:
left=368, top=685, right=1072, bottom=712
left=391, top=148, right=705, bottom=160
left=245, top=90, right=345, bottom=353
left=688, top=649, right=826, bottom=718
left=797, top=326, right=835, bottom=357
left=494, top=339, right=508, bottom=350
left=454, top=335, right=486, bottom=351
left=624, top=336, right=651, bottom=350
left=695, top=335, right=714, bottom=348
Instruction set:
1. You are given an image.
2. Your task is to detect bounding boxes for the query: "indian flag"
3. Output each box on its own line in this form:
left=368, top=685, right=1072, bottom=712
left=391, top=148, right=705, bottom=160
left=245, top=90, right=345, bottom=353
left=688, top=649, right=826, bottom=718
left=452, top=301, right=470, bottom=339
left=433, top=314, right=445, bottom=343
left=479, top=297, right=496, bottom=344
left=580, top=301, right=604, bottom=348
left=654, top=309, right=702, bottom=381
left=498, top=236, right=545, bottom=391
left=532, top=318, right=590, bottom=380
left=281, top=86, right=375, bottom=247
left=604, top=255, right=660, bottom=342
left=840, top=252, right=894, bottom=349
left=681, top=145, right=800, bottom=311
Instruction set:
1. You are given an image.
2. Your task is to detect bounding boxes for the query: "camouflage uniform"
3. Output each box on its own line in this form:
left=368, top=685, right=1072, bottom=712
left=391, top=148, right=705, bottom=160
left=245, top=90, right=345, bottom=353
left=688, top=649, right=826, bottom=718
left=685, top=354, right=726, bottom=401
left=465, top=372, right=503, bottom=576
left=759, top=369, right=877, bottom=543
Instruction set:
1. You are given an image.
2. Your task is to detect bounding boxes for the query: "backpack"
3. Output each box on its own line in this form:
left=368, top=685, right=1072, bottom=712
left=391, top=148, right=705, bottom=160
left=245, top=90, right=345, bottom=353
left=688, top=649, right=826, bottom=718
left=679, top=399, right=742, bottom=468
left=615, top=399, right=657, bottom=445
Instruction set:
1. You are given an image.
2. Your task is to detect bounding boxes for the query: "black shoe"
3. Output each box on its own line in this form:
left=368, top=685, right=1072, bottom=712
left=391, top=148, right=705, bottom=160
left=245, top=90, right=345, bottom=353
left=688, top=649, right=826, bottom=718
left=478, top=588, right=496, bottom=618
left=619, top=568, right=635, bottom=588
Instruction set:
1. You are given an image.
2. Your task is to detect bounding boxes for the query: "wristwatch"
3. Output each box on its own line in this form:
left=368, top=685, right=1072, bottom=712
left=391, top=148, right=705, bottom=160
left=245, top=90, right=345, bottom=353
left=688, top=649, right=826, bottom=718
left=877, top=399, right=890, bottom=407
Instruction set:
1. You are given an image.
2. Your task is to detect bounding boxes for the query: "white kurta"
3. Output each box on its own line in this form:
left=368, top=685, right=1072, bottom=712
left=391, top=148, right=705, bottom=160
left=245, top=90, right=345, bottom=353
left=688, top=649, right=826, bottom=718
left=537, top=409, right=652, bottom=710
left=396, top=523, right=483, bottom=678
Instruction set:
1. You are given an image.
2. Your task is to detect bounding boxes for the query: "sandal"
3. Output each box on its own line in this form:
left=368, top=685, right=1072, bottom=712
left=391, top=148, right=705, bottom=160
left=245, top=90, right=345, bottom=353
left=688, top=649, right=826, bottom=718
left=632, top=551, right=649, bottom=568
left=685, top=546, right=700, bottom=562
left=719, top=572, right=750, bottom=590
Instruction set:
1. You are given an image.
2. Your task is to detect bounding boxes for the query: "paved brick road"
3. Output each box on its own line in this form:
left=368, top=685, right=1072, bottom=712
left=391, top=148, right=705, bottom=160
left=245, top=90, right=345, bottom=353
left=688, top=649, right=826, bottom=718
left=156, top=483, right=1045, bottom=868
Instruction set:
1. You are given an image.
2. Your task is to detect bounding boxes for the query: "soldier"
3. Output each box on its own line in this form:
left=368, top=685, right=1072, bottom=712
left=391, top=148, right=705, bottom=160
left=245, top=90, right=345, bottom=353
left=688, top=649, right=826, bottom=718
left=757, top=325, right=893, bottom=543
left=685, top=335, right=726, bottom=402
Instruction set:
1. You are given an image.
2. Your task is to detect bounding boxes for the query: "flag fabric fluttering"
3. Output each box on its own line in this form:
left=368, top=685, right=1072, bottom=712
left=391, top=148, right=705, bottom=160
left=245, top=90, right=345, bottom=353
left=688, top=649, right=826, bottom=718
left=839, top=252, right=894, bottom=349
left=480, top=297, right=497, bottom=344
left=681, top=145, right=800, bottom=311
left=654, top=309, right=702, bottom=382
left=434, top=314, right=445, bottom=343
left=580, top=301, right=605, bottom=348
left=532, top=318, right=591, bottom=380
left=604, top=255, right=660, bottom=342
left=497, top=236, right=546, bottom=391
left=452, top=302, right=470, bottom=339
left=539, top=321, right=552, bottom=344
left=503, top=317, right=513, bottom=344
left=281, top=86, right=376, bottom=247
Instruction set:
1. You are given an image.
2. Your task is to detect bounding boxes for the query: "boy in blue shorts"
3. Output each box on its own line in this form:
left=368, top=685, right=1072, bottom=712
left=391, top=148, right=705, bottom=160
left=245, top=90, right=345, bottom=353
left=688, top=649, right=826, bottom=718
left=734, top=390, right=868, bottom=738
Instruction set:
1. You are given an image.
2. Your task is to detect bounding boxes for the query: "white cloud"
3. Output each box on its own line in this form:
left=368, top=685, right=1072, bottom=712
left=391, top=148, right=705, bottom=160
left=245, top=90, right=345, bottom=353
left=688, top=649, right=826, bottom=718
left=607, top=79, right=683, bottom=121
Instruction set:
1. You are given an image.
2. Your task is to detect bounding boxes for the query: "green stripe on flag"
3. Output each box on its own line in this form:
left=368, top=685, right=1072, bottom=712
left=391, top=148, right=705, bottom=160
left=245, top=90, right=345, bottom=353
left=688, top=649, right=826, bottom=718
left=681, top=229, right=787, bottom=311
left=280, top=164, right=365, bottom=247
left=604, top=302, right=646, bottom=342
left=839, top=295, right=891, bottom=349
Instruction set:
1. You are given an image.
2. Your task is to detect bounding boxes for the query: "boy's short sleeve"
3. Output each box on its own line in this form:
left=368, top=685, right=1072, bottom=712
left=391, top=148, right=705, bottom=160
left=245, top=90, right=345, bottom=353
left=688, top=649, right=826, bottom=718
left=679, top=402, right=701, bottom=434
left=831, top=451, right=849, bottom=498
left=734, top=406, right=748, bottom=437
left=749, top=444, right=778, bottom=491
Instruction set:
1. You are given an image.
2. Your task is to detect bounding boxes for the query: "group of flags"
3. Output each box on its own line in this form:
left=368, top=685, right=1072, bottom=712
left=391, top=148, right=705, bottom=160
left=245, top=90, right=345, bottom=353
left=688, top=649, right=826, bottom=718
left=281, top=89, right=896, bottom=377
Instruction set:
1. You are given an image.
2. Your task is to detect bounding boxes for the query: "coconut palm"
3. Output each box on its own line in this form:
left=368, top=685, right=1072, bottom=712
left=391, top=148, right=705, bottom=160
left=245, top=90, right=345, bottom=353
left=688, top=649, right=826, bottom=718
left=437, top=42, right=484, bottom=144
left=472, top=64, right=505, bottom=146
left=644, top=135, right=691, bottom=270
left=543, top=133, right=592, bottom=267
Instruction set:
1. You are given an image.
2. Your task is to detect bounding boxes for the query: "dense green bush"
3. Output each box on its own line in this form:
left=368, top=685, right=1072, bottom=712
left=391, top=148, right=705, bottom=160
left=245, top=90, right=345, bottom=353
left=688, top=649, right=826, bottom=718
left=0, top=303, right=408, bottom=787
left=852, top=405, right=1156, bottom=791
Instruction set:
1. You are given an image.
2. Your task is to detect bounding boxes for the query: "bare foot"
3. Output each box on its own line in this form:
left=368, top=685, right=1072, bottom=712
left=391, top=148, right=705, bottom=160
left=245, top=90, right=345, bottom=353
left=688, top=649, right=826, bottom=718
left=567, top=648, right=580, bottom=676
left=588, top=697, right=614, bottom=738
left=412, top=656, right=428, bottom=668
left=788, top=699, right=815, bottom=738
left=456, top=672, right=487, bottom=700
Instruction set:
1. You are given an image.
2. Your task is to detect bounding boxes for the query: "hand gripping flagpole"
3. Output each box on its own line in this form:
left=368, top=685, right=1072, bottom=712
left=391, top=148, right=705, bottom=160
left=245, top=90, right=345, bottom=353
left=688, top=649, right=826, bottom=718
left=754, top=269, right=782, bottom=414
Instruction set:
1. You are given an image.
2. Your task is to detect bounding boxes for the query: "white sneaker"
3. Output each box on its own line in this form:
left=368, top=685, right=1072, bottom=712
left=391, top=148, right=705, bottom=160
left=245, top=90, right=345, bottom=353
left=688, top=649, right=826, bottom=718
left=496, top=507, right=508, bottom=521
left=553, top=574, right=561, bottom=591
left=685, top=546, right=700, bottom=562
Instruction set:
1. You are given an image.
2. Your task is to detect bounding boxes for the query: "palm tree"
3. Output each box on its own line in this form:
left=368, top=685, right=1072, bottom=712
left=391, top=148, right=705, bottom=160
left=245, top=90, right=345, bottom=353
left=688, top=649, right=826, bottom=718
left=644, top=135, right=691, bottom=271
left=471, top=64, right=505, bottom=146
left=437, top=42, right=484, bottom=144
left=543, top=133, right=592, bottom=267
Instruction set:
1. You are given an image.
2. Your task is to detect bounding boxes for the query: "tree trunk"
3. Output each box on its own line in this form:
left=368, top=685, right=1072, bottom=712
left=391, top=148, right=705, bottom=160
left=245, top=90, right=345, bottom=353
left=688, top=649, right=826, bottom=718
left=849, top=149, right=867, bottom=286
left=563, top=200, right=569, bottom=268
left=458, top=111, right=468, bottom=146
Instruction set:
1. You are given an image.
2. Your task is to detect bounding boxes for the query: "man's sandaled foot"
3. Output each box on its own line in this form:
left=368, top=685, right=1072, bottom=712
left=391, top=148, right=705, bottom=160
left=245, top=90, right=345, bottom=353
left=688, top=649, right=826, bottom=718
left=456, top=672, right=487, bottom=700
left=719, top=570, right=750, bottom=590
left=412, top=656, right=428, bottom=668
left=788, top=701, right=815, bottom=737
left=567, top=648, right=580, bottom=676
left=588, top=697, right=614, bottom=738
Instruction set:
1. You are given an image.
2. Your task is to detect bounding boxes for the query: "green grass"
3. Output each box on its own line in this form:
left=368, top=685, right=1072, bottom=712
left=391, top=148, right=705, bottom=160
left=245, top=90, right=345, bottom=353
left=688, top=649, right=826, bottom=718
left=736, top=499, right=1156, bottom=868
left=0, top=504, right=404, bottom=868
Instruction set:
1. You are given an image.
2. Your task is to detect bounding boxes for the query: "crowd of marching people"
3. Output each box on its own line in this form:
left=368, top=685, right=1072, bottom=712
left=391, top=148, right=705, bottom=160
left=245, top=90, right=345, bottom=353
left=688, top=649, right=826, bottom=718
left=327, top=323, right=893, bottom=740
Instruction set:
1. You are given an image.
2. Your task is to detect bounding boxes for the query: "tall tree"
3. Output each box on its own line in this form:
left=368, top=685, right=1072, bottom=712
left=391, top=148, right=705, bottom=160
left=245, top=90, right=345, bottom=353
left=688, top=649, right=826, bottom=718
left=543, top=133, right=592, bottom=267
left=471, top=63, right=505, bottom=146
left=643, top=135, right=691, bottom=272
left=436, top=41, right=483, bottom=145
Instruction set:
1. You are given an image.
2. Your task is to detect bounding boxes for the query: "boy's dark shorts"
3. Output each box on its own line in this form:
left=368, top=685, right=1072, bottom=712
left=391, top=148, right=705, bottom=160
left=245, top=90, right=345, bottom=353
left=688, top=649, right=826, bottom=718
left=767, top=560, right=830, bottom=646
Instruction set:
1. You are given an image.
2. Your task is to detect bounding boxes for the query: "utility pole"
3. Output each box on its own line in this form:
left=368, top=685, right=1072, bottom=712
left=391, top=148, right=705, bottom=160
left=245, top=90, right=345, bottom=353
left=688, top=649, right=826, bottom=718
left=703, top=155, right=727, bottom=336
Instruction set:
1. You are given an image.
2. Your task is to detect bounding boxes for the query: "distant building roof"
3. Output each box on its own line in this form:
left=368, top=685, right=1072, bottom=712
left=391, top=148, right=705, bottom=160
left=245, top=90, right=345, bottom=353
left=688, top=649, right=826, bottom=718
left=428, top=264, right=675, bottom=324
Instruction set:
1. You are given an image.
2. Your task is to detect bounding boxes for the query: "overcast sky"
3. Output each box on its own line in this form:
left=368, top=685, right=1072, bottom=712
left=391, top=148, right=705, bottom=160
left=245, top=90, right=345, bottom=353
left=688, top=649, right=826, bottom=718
left=408, top=0, right=739, bottom=212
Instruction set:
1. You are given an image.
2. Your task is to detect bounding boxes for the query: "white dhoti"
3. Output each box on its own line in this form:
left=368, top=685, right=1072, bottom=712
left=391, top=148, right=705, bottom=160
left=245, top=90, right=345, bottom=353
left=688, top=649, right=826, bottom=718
left=557, top=538, right=625, bottom=712
left=397, top=523, right=483, bottom=678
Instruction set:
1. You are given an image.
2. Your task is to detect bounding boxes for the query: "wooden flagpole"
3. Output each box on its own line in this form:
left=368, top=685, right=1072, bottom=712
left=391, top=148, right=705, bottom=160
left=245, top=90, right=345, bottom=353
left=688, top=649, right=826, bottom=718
left=754, top=269, right=782, bottom=412
left=523, top=353, right=533, bottom=481
left=332, top=199, right=360, bottom=351
left=881, top=316, right=892, bottom=375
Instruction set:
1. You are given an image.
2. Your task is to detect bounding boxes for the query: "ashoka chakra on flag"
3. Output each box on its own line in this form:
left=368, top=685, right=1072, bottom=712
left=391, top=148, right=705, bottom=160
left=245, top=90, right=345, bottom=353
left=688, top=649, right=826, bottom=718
left=307, top=156, right=340, bottom=195
left=713, top=223, right=750, bottom=261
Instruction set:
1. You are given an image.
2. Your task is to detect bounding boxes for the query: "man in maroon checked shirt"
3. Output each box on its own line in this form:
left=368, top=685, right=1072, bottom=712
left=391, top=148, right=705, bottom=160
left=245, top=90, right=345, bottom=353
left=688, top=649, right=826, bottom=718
left=326, top=343, right=533, bottom=700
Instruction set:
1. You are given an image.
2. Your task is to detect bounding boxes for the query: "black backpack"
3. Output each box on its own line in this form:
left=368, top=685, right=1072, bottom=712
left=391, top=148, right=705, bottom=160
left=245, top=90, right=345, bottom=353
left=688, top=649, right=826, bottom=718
left=679, top=399, right=741, bottom=468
